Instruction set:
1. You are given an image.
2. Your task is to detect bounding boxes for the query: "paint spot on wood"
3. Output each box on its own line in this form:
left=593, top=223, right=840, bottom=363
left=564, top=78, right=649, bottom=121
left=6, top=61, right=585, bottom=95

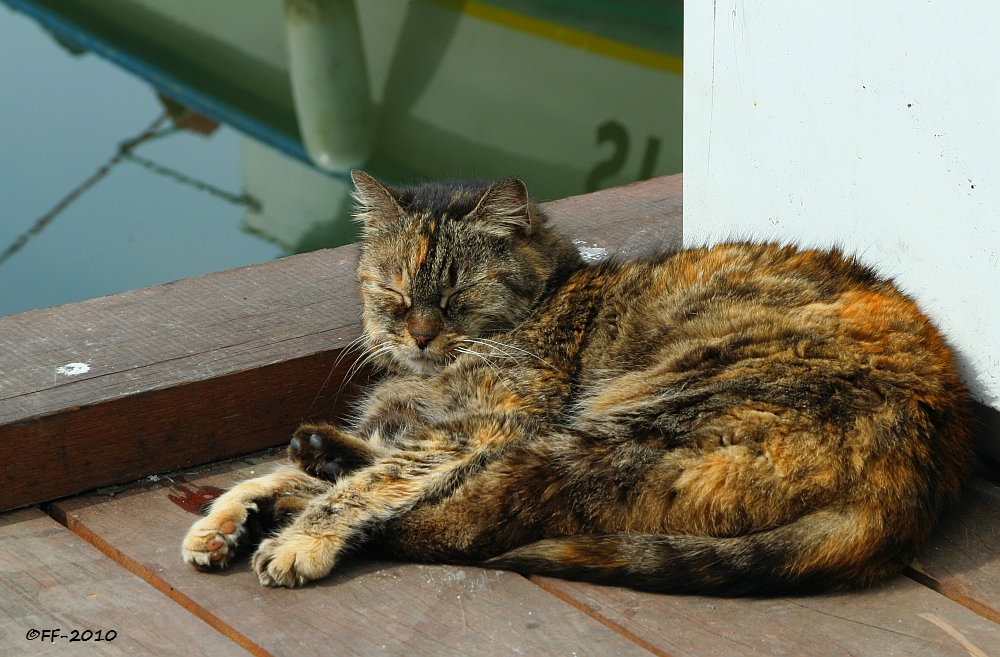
left=56, top=362, right=90, bottom=376
left=167, top=484, right=225, bottom=515
left=573, top=240, right=609, bottom=264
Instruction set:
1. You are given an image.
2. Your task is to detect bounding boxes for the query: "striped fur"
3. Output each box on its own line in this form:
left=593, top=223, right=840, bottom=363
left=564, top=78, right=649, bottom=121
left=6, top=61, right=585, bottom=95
left=183, top=172, right=974, bottom=594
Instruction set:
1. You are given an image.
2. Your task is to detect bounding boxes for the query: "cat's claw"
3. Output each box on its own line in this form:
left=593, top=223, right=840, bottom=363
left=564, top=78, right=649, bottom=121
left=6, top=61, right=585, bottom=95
left=252, top=531, right=339, bottom=587
left=288, top=427, right=345, bottom=480
left=181, top=502, right=251, bottom=570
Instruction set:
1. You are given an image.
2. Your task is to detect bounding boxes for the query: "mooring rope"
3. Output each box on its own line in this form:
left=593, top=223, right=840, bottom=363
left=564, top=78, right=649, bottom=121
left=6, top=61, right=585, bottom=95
left=123, top=152, right=261, bottom=212
left=0, top=111, right=262, bottom=267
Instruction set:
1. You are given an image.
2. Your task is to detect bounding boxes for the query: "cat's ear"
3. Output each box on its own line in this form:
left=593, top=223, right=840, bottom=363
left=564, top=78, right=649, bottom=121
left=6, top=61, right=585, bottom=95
left=351, top=169, right=403, bottom=232
left=471, top=178, right=532, bottom=236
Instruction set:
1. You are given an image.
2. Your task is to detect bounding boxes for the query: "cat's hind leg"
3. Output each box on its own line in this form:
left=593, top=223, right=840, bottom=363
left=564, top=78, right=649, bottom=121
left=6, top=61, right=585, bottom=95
left=182, top=465, right=330, bottom=571
left=288, top=423, right=389, bottom=481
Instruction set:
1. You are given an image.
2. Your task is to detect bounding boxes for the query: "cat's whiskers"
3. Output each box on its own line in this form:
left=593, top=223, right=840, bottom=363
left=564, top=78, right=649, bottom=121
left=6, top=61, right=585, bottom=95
left=461, top=337, right=557, bottom=371
left=343, top=342, right=396, bottom=386
left=458, top=339, right=519, bottom=362
left=338, top=334, right=377, bottom=371
left=363, top=343, right=397, bottom=369
left=476, top=337, right=549, bottom=365
left=455, top=346, right=516, bottom=394
left=310, top=333, right=374, bottom=409
left=338, top=341, right=371, bottom=381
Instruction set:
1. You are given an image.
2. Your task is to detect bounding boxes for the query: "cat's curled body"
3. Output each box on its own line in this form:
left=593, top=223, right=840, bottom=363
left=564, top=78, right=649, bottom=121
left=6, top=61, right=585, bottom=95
left=182, top=171, right=974, bottom=595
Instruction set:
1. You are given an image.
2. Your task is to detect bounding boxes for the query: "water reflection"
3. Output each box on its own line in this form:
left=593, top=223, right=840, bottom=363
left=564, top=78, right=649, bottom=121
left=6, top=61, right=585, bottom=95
left=0, top=0, right=681, bottom=314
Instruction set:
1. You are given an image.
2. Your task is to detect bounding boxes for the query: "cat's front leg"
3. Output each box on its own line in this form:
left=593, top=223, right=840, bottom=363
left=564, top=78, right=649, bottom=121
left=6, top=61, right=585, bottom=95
left=252, top=446, right=474, bottom=587
left=287, top=423, right=390, bottom=481
left=181, top=465, right=330, bottom=570
left=250, top=488, right=364, bottom=587
left=251, top=530, right=342, bottom=587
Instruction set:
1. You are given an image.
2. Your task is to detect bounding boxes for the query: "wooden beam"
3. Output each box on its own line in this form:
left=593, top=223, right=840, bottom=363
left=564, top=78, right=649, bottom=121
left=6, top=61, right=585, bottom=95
left=0, top=508, right=249, bottom=655
left=49, top=453, right=664, bottom=657
left=0, top=174, right=683, bottom=512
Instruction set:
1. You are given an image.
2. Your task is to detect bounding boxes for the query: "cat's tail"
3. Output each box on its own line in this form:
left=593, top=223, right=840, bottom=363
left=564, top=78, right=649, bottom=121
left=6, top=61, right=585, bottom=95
left=484, top=509, right=917, bottom=596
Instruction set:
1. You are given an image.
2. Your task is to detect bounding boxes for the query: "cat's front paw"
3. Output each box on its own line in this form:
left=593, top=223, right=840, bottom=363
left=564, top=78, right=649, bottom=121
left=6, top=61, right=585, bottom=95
left=251, top=531, right=340, bottom=587
left=181, top=501, right=251, bottom=570
left=289, top=425, right=347, bottom=481
left=289, top=423, right=386, bottom=481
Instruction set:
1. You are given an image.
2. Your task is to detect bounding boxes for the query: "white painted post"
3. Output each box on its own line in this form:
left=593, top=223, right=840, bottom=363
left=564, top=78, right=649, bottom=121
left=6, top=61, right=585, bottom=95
left=684, top=1, right=1000, bottom=456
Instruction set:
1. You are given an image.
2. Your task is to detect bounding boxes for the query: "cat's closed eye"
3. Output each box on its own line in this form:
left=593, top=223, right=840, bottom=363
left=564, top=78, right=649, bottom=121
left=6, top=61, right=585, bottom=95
left=440, top=287, right=461, bottom=310
left=375, top=285, right=410, bottom=313
left=440, top=262, right=463, bottom=310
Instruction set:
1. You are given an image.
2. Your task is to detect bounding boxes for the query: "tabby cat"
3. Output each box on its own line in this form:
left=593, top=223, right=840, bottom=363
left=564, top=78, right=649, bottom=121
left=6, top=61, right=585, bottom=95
left=182, top=171, right=974, bottom=595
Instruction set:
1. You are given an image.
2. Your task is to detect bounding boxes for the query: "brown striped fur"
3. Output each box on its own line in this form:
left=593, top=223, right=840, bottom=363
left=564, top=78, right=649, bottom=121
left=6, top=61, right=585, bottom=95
left=182, top=172, right=974, bottom=595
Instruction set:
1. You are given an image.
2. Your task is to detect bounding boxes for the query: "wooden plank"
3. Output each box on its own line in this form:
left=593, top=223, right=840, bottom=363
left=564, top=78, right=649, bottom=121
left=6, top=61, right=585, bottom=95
left=909, top=476, right=1000, bottom=624
left=0, top=507, right=247, bottom=657
left=0, top=173, right=683, bottom=512
left=0, top=350, right=372, bottom=514
left=0, top=247, right=371, bottom=512
left=543, top=172, right=683, bottom=259
left=533, top=573, right=1000, bottom=657
left=49, top=452, right=658, bottom=657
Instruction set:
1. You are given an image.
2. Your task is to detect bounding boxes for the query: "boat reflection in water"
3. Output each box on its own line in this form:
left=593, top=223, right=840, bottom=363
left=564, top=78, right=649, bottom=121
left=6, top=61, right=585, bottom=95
left=9, top=0, right=681, bottom=253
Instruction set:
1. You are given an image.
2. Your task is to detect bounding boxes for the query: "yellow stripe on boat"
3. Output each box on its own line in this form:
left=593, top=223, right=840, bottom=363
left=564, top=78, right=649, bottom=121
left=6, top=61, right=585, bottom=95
left=424, top=0, right=683, bottom=75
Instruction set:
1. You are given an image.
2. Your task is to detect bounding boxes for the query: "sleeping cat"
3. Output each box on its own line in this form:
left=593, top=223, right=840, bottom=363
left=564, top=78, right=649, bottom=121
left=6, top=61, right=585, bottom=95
left=182, top=171, right=974, bottom=595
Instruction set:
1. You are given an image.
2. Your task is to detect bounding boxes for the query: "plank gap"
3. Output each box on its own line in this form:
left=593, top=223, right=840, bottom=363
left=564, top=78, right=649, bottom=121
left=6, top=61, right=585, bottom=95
left=526, top=574, right=672, bottom=657
left=47, top=502, right=271, bottom=657
left=904, top=566, right=1000, bottom=626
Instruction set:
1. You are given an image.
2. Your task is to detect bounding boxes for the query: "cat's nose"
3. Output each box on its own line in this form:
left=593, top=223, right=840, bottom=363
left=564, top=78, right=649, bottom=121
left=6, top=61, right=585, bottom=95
left=407, top=314, right=441, bottom=350
left=412, top=332, right=436, bottom=350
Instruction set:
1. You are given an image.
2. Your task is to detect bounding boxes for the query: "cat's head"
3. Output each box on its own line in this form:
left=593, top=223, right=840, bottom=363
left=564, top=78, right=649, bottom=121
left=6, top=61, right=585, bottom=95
left=352, top=170, right=582, bottom=376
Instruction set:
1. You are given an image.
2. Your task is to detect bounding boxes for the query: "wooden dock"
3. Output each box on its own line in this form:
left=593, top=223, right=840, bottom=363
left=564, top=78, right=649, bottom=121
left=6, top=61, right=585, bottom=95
left=2, top=174, right=1000, bottom=656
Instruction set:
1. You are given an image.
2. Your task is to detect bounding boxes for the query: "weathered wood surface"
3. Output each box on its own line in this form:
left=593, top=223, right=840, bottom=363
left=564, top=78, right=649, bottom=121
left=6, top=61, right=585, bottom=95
left=544, top=172, right=683, bottom=258
left=521, top=474, right=1000, bottom=657
left=50, top=452, right=660, bottom=657
left=0, top=247, right=370, bottom=513
left=910, top=475, right=1000, bottom=624
left=534, top=569, right=1000, bottom=657
left=0, top=508, right=246, bottom=656
left=0, top=174, right=683, bottom=512
left=49, top=453, right=1000, bottom=657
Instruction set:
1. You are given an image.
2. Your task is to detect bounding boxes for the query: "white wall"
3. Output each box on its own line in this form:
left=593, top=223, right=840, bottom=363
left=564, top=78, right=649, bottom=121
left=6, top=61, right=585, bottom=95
left=684, top=1, right=1000, bottom=410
